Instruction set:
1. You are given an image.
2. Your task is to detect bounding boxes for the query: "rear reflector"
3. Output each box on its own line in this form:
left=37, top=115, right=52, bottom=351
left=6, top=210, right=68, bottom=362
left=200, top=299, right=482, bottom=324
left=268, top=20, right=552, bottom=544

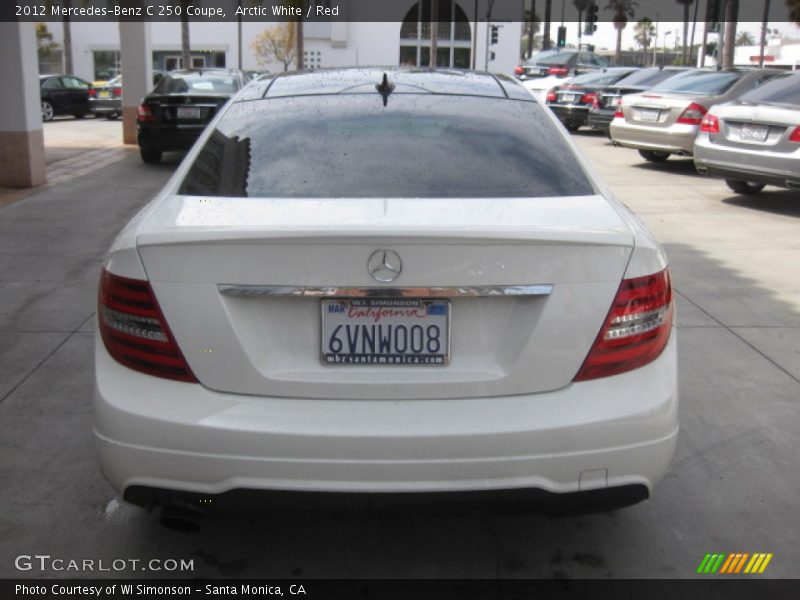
left=548, top=66, right=569, bottom=77
left=574, top=269, right=673, bottom=381
left=98, top=270, right=197, bottom=383
left=546, top=88, right=557, bottom=103
left=677, top=102, right=707, bottom=125
left=700, top=113, right=720, bottom=134
left=789, top=126, right=800, bottom=143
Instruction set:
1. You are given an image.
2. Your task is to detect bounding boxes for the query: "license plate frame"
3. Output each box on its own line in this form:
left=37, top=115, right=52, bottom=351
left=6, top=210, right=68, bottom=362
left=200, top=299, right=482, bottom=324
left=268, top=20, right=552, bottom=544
left=636, top=109, right=660, bottom=122
left=320, top=298, right=451, bottom=366
left=177, top=106, right=202, bottom=120
left=739, top=123, right=768, bottom=142
left=98, top=91, right=111, bottom=99
left=561, top=94, right=579, bottom=104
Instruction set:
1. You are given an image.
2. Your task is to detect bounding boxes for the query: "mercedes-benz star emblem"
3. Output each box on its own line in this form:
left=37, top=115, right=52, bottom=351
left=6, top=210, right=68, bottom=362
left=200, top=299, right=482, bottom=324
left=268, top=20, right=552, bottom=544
left=367, top=249, right=402, bottom=283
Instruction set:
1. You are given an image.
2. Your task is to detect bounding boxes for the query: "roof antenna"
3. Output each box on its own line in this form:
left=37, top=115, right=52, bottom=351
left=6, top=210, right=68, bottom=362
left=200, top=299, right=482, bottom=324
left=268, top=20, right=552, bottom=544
left=375, top=72, right=395, bottom=106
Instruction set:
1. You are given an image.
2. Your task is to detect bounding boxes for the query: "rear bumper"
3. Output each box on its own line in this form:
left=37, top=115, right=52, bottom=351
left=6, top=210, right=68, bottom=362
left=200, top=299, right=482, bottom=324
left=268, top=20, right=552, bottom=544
left=90, top=98, right=121, bottom=114
left=588, top=109, right=614, bottom=132
left=137, top=124, right=205, bottom=152
left=95, top=331, right=678, bottom=499
left=694, top=135, right=800, bottom=189
left=610, top=119, right=698, bottom=155
left=549, top=105, right=591, bottom=126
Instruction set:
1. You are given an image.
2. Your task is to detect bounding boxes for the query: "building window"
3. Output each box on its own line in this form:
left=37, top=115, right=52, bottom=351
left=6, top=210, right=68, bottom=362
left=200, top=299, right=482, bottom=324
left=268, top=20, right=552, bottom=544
left=93, top=51, right=121, bottom=80
left=399, top=0, right=471, bottom=68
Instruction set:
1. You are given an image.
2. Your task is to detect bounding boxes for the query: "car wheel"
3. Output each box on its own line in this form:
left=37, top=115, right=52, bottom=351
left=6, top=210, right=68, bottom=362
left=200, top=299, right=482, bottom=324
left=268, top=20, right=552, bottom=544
left=41, top=101, right=54, bottom=122
left=73, top=112, right=87, bottom=119
left=139, top=145, right=163, bottom=164
left=106, top=113, right=119, bottom=120
left=638, top=150, right=670, bottom=162
left=565, top=122, right=581, bottom=133
left=725, top=179, right=765, bottom=195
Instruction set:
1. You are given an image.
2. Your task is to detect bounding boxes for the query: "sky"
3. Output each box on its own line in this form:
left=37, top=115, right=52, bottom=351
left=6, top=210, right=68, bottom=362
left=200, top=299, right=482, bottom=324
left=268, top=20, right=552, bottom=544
left=553, top=21, right=800, bottom=52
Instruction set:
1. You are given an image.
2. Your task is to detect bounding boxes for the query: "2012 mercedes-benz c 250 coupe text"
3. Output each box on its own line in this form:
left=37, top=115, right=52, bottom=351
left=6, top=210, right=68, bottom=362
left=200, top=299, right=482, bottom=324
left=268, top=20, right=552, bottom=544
left=94, top=69, right=678, bottom=514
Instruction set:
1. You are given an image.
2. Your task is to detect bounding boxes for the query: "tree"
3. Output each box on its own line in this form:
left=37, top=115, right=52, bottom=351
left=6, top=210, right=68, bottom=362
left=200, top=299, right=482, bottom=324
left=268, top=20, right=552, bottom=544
left=251, top=24, right=296, bottom=71
left=523, top=5, right=541, bottom=58
left=543, top=0, right=552, bottom=50
left=722, top=0, right=738, bottom=69
left=735, top=31, right=755, bottom=46
left=605, top=0, right=637, bottom=64
left=36, top=22, right=59, bottom=59
left=633, top=17, right=655, bottom=64
left=675, top=0, right=693, bottom=65
left=180, top=0, right=192, bottom=69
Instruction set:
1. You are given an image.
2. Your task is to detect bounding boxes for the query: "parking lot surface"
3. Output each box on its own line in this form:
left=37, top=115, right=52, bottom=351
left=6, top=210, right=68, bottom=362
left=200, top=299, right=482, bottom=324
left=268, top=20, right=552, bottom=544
left=0, top=120, right=798, bottom=579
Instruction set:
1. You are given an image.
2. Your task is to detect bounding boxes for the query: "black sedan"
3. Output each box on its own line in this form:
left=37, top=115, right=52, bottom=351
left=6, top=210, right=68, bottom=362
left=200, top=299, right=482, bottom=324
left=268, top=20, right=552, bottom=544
left=40, top=74, right=92, bottom=121
left=137, top=69, right=249, bottom=164
left=545, top=68, right=638, bottom=132
left=587, top=67, right=690, bottom=135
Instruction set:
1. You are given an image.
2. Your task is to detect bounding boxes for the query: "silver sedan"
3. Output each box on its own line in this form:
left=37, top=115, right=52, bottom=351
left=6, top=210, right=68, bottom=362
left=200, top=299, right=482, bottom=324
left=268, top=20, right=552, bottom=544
left=610, top=69, right=786, bottom=162
left=694, top=71, right=800, bottom=194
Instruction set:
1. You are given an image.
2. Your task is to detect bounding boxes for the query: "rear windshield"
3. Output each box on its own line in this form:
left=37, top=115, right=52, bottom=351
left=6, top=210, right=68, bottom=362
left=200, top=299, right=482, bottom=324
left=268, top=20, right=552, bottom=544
left=650, top=71, right=742, bottom=95
left=615, top=68, right=686, bottom=88
left=179, top=94, right=593, bottom=199
left=153, top=72, right=239, bottom=95
left=738, top=73, right=799, bottom=107
left=568, top=70, right=634, bottom=86
left=535, top=51, right=577, bottom=65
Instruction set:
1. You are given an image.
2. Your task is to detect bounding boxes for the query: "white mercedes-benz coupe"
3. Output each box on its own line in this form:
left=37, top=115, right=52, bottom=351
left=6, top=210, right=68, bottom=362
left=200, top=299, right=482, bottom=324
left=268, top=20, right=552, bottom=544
left=95, top=69, right=677, bottom=517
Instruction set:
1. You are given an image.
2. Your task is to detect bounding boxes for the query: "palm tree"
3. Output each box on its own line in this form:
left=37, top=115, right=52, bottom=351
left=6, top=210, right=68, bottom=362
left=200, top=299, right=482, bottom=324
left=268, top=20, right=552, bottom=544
left=633, top=17, right=655, bottom=65
left=605, top=1, right=637, bottom=64
left=180, top=0, right=191, bottom=70
left=543, top=0, right=552, bottom=50
left=675, top=0, right=693, bottom=65
left=735, top=31, right=755, bottom=46
left=722, top=0, right=738, bottom=69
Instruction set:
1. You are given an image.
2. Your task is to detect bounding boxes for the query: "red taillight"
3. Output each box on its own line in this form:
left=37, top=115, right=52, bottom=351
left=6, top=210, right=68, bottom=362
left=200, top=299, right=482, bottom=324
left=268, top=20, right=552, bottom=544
left=613, top=99, right=624, bottom=119
left=677, top=102, right=707, bottom=125
left=548, top=66, right=569, bottom=77
left=98, top=270, right=197, bottom=383
left=88, top=88, right=97, bottom=97
left=789, top=126, right=800, bottom=143
left=113, top=87, right=122, bottom=97
left=137, top=103, right=155, bottom=122
left=514, top=65, right=524, bottom=76
left=574, top=269, right=673, bottom=381
left=546, top=88, right=557, bottom=103
left=581, top=92, right=598, bottom=107
left=700, top=113, right=720, bottom=134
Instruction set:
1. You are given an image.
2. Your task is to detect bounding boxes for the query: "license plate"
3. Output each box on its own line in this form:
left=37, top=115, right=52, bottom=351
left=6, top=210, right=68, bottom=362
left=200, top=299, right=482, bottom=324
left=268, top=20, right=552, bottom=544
left=740, top=124, right=768, bottom=142
left=177, top=107, right=201, bottom=120
left=98, top=91, right=110, bottom=99
left=636, top=109, right=660, bottom=122
left=321, top=298, right=450, bottom=366
left=561, top=94, right=578, bottom=104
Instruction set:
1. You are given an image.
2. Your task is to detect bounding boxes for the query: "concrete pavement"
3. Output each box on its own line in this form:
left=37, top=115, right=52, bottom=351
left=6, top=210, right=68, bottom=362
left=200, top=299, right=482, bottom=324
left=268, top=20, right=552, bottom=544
left=0, top=122, right=798, bottom=579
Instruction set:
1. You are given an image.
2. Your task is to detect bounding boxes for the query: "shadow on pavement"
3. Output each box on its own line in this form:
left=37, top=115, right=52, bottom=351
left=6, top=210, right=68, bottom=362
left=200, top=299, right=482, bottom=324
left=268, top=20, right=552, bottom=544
left=721, top=190, right=800, bottom=218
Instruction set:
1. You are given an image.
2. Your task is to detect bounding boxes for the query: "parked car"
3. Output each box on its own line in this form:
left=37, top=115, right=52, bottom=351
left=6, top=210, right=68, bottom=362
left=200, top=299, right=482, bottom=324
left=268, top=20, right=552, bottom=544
left=96, top=68, right=677, bottom=520
left=91, top=71, right=166, bottom=120
left=694, top=71, right=799, bottom=194
left=545, top=67, right=638, bottom=132
left=610, top=68, right=785, bottom=162
left=136, top=68, right=249, bottom=164
left=40, top=74, right=92, bottom=122
left=517, top=49, right=611, bottom=101
left=587, top=67, right=690, bottom=135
